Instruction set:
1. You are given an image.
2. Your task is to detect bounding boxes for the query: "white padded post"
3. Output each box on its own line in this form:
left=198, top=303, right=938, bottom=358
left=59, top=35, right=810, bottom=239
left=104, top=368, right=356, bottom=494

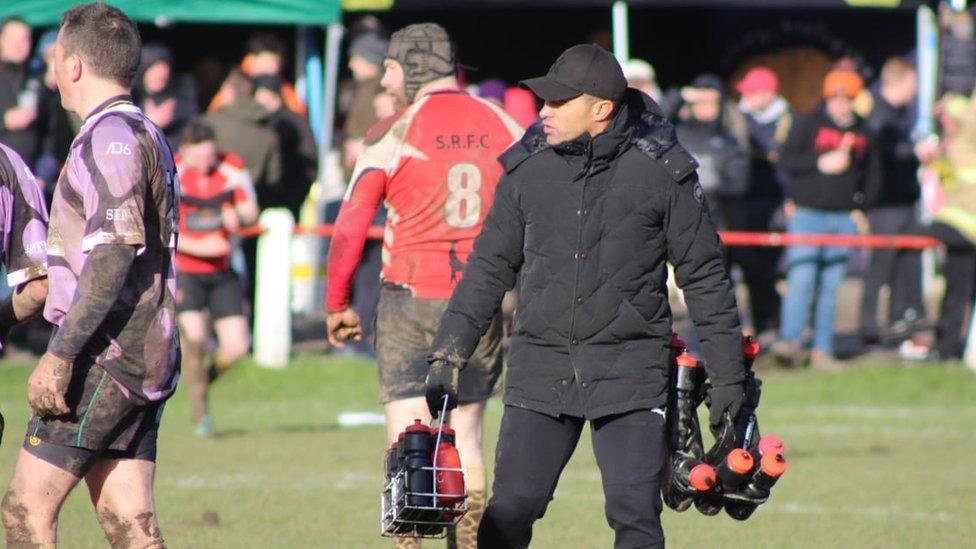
left=253, top=208, right=294, bottom=368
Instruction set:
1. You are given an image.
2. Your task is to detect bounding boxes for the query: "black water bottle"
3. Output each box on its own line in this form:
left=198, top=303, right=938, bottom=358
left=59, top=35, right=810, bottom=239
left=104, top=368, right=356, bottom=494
left=666, top=351, right=713, bottom=511
left=716, top=448, right=756, bottom=490
left=725, top=452, right=788, bottom=521
left=403, top=419, right=434, bottom=508
left=694, top=495, right=724, bottom=516
left=385, top=441, right=399, bottom=483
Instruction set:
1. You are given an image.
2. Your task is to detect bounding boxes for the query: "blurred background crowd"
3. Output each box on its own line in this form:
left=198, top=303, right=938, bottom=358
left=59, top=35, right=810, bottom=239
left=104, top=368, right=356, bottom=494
left=1, top=0, right=975, bottom=372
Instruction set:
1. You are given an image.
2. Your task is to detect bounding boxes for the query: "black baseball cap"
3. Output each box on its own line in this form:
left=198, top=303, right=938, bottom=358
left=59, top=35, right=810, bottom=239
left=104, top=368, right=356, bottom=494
left=520, top=44, right=627, bottom=103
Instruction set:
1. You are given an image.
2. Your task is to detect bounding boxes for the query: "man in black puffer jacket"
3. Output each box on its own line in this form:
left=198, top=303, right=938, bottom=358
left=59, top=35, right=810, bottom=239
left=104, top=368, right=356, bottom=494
left=425, top=45, right=747, bottom=548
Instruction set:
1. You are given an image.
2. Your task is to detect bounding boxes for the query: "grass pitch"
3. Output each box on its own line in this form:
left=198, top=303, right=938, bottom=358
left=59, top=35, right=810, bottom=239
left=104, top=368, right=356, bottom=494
left=1, top=353, right=974, bottom=548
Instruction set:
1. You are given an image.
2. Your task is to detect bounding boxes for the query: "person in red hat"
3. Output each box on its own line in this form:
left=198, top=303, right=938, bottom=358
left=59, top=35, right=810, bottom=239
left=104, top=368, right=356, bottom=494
left=772, top=69, right=882, bottom=371
left=734, top=66, right=792, bottom=345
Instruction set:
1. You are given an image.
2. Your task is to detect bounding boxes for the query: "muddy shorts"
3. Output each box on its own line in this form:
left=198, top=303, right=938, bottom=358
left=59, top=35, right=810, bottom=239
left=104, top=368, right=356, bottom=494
left=176, top=270, right=245, bottom=320
left=375, top=284, right=503, bottom=404
left=22, top=363, right=166, bottom=477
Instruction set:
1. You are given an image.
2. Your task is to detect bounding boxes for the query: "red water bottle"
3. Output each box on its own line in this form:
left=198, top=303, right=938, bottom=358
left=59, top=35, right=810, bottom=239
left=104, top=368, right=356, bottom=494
left=742, top=335, right=760, bottom=370
left=432, top=425, right=465, bottom=506
left=758, top=435, right=785, bottom=456
left=716, top=448, right=755, bottom=490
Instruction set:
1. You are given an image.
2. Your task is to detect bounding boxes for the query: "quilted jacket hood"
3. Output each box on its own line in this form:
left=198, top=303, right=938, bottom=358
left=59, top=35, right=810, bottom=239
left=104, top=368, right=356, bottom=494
left=501, top=88, right=697, bottom=182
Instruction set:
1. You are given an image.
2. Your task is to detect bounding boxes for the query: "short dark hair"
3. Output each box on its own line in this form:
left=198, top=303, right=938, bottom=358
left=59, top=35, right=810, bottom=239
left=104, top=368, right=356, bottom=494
left=59, top=2, right=141, bottom=87
left=246, top=32, right=285, bottom=57
left=179, top=118, right=216, bottom=146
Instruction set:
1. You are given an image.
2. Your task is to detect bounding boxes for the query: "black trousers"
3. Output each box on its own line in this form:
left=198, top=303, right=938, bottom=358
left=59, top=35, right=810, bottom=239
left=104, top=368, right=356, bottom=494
left=723, top=199, right=782, bottom=333
left=922, top=222, right=976, bottom=358
left=479, top=406, right=666, bottom=549
left=860, top=206, right=924, bottom=339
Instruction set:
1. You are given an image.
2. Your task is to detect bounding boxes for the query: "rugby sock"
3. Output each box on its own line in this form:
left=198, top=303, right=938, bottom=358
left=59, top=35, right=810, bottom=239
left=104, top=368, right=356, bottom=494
left=448, top=466, right=486, bottom=549
left=181, top=338, right=209, bottom=423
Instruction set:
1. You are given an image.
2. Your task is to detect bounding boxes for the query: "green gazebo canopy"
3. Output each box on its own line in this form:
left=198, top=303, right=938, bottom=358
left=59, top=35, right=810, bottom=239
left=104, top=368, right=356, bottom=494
left=1, top=0, right=341, bottom=27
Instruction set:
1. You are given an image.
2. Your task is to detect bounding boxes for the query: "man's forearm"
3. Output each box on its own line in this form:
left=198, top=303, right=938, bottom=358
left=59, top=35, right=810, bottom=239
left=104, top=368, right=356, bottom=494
left=0, top=277, right=48, bottom=329
left=48, top=245, right=135, bottom=361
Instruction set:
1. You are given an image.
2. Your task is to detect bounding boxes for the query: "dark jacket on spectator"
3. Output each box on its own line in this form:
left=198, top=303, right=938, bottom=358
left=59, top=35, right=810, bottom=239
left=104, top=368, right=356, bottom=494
left=865, top=94, right=920, bottom=207
left=343, top=75, right=382, bottom=141
left=428, top=89, right=745, bottom=420
left=779, top=104, right=882, bottom=211
left=0, top=61, right=39, bottom=163
left=133, top=44, right=198, bottom=148
left=33, top=84, right=75, bottom=190
left=208, top=99, right=281, bottom=207
left=676, top=118, right=749, bottom=228
left=269, top=106, right=318, bottom=216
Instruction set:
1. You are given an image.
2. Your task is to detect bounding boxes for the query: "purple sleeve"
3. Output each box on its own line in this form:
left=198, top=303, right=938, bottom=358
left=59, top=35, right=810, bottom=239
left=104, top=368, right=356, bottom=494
left=81, top=117, right=148, bottom=255
left=0, top=144, right=48, bottom=287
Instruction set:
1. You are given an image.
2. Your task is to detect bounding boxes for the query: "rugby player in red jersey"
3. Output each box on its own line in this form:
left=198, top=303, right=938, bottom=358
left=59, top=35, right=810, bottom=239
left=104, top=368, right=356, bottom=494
left=174, top=119, right=258, bottom=438
left=325, top=23, right=522, bottom=548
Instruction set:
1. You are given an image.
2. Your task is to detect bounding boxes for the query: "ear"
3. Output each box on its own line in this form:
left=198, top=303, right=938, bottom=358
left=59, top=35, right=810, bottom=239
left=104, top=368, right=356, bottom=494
left=593, top=99, right=615, bottom=122
left=70, top=53, right=83, bottom=83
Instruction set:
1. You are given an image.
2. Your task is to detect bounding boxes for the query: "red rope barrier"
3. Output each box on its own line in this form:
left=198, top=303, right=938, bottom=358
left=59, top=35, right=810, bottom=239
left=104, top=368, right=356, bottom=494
left=233, top=225, right=941, bottom=249
left=718, top=231, right=942, bottom=249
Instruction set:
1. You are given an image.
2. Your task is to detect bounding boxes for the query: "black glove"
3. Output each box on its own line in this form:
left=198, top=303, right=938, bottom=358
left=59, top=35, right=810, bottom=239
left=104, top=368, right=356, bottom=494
left=425, top=360, right=459, bottom=419
left=707, top=382, right=745, bottom=430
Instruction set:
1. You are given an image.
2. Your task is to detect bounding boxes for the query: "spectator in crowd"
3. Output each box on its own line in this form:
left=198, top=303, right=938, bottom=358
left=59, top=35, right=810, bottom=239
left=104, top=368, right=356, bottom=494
left=833, top=57, right=874, bottom=118
left=675, top=74, right=749, bottom=230
left=736, top=66, right=792, bottom=343
left=859, top=57, right=926, bottom=349
left=174, top=120, right=258, bottom=437
left=209, top=32, right=305, bottom=116
left=912, top=93, right=976, bottom=360
left=29, top=29, right=74, bottom=199
left=0, top=18, right=39, bottom=164
left=774, top=70, right=882, bottom=370
left=134, top=43, right=198, bottom=147
left=624, top=58, right=662, bottom=103
left=208, top=69, right=280, bottom=305
left=254, top=74, right=318, bottom=218
left=342, top=29, right=388, bottom=174
left=208, top=69, right=281, bottom=208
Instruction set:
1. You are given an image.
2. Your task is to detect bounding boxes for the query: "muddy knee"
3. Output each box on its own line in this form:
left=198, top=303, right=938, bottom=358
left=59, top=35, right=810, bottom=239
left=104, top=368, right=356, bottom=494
left=2, top=490, right=36, bottom=545
left=98, top=506, right=164, bottom=549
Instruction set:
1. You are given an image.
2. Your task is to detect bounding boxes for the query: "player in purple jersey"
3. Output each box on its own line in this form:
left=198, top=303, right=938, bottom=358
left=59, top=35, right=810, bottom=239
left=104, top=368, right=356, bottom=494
left=2, top=4, right=178, bottom=548
left=0, top=143, right=50, bottom=447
